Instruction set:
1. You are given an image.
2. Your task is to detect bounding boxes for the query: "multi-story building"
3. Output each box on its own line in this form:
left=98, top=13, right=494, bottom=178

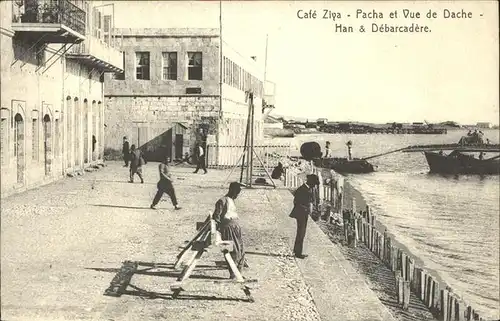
left=104, top=28, right=276, bottom=162
left=0, top=0, right=123, bottom=197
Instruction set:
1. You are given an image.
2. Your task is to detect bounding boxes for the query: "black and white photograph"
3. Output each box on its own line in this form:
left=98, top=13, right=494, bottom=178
left=0, top=0, right=498, bottom=320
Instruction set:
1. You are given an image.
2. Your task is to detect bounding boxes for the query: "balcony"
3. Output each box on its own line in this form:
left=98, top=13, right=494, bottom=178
left=66, top=36, right=123, bottom=73
left=11, top=0, right=86, bottom=44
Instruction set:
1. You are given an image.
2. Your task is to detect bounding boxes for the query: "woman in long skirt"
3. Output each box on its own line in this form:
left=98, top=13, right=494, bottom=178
left=212, top=182, right=247, bottom=278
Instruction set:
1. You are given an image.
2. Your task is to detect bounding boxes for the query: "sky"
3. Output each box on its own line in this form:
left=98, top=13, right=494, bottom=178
left=108, top=0, right=499, bottom=125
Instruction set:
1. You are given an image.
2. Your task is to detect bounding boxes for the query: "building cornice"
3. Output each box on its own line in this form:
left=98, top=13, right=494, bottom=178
left=114, top=28, right=219, bottom=38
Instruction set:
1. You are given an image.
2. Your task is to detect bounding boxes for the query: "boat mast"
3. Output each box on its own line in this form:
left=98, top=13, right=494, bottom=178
left=264, top=34, right=268, bottom=85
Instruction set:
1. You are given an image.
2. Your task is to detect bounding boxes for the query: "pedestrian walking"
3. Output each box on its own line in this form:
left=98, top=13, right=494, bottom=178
left=150, top=156, right=181, bottom=210
left=122, top=136, right=130, bottom=167
left=213, top=182, right=248, bottom=278
left=129, top=144, right=145, bottom=183
left=193, top=142, right=208, bottom=174
left=289, top=174, right=319, bottom=259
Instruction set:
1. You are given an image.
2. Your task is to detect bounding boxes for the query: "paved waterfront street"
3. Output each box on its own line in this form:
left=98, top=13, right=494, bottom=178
left=1, top=162, right=395, bottom=321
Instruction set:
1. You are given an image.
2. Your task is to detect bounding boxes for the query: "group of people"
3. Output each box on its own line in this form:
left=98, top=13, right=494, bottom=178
left=459, top=129, right=489, bottom=145
left=120, top=135, right=211, bottom=211
left=211, top=173, right=320, bottom=279
left=121, top=136, right=320, bottom=279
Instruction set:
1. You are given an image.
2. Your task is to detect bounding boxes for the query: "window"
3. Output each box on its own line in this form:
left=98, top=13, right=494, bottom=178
left=135, top=52, right=150, bottom=80
left=32, top=118, right=39, bottom=161
left=187, top=52, right=202, bottom=80
left=162, top=52, right=177, bottom=80
left=186, top=87, right=202, bottom=94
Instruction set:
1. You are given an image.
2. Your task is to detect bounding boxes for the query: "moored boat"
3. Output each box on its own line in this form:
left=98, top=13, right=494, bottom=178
left=299, top=141, right=376, bottom=174
left=313, top=157, right=375, bottom=174
left=424, top=151, right=500, bottom=175
left=402, top=131, right=500, bottom=175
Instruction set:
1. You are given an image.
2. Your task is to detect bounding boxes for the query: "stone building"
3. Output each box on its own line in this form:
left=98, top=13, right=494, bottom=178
left=0, top=0, right=123, bottom=197
left=104, top=28, right=275, bottom=162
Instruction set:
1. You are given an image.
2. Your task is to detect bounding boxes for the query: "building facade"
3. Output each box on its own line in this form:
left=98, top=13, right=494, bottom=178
left=104, top=28, right=274, bottom=162
left=0, top=0, right=123, bottom=197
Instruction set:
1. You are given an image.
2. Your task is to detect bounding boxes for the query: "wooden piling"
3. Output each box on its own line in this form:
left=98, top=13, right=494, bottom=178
left=432, top=280, right=441, bottom=313
left=456, top=300, right=466, bottom=321
left=412, top=266, right=420, bottom=293
left=352, top=198, right=358, bottom=247
left=403, top=280, right=411, bottom=310
left=420, top=270, right=426, bottom=301
left=401, top=252, right=407, bottom=281
left=396, top=274, right=404, bottom=305
left=366, top=206, right=372, bottom=249
left=378, top=233, right=383, bottom=258
left=426, top=276, right=434, bottom=309
left=441, top=289, right=449, bottom=321
left=385, top=235, right=391, bottom=267
left=381, top=231, right=387, bottom=262
left=406, top=256, right=414, bottom=283
left=448, top=294, right=456, bottom=321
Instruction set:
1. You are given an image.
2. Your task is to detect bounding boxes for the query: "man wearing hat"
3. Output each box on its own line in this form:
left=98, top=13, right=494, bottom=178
left=289, top=174, right=320, bottom=259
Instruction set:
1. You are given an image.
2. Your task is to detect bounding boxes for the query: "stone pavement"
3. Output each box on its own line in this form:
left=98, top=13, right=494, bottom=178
left=1, top=161, right=396, bottom=321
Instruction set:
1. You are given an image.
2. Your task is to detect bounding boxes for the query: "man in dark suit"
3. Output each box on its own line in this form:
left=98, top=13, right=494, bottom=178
left=289, top=174, right=320, bottom=259
left=122, top=136, right=130, bottom=167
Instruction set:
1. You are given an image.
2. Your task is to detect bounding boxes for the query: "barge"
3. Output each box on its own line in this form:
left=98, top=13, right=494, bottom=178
left=403, top=143, right=500, bottom=175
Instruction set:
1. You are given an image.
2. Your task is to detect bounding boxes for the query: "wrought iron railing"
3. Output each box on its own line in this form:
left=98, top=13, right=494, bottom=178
left=13, top=0, right=86, bottom=36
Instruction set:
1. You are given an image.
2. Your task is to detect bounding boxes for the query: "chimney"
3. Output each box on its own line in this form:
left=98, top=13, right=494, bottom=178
left=251, top=56, right=257, bottom=61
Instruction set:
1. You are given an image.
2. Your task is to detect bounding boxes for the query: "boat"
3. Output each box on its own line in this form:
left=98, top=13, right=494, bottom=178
left=313, top=157, right=375, bottom=174
left=403, top=143, right=500, bottom=175
left=423, top=150, right=500, bottom=175
left=299, top=141, right=375, bottom=174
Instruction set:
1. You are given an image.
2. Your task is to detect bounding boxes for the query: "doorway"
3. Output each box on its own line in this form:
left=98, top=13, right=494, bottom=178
left=74, top=99, right=80, bottom=167
left=83, top=100, right=89, bottom=163
left=14, top=113, right=25, bottom=184
left=175, top=134, right=183, bottom=160
left=43, top=114, right=52, bottom=176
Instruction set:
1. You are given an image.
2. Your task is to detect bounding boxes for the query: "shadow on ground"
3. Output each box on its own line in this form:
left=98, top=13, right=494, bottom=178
left=86, top=260, right=252, bottom=303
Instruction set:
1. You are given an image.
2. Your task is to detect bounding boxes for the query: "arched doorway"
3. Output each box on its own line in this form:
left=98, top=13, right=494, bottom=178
left=98, top=101, right=103, bottom=159
left=14, top=113, right=25, bottom=184
left=92, top=101, right=97, bottom=162
left=83, top=99, right=89, bottom=163
left=43, top=114, right=52, bottom=176
left=66, top=97, right=72, bottom=168
left=74, top=98, right=80, bottom=167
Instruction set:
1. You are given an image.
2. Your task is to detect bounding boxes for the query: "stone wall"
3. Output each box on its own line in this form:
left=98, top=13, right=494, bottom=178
left=104, top=96, right=220, bottom=160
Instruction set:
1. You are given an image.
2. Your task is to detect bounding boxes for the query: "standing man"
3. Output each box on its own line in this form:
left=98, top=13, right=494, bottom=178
left=289, top=174, right=319, bottom=259
left=193, top=142, right=208, bottom=174
left=129, top=144, right=145, bottom=183
left=151, top=156, right=181, bottom=210
left=346, top=140, right=353, bottom=160
left=122, top=136, right=130, bottom=167
left=324, top=141, right=331, bottom=158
